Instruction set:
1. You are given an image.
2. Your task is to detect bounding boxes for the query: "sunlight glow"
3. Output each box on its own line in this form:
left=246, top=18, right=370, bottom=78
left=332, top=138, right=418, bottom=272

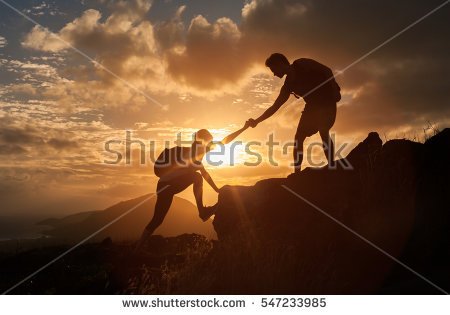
left=207, top=128, right=248, bottom=167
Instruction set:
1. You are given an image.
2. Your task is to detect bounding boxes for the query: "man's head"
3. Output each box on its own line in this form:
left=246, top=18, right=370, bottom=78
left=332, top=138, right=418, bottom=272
left=192, top=129, right=213, bottom=159
left=265, top=53, right=290, bottom=78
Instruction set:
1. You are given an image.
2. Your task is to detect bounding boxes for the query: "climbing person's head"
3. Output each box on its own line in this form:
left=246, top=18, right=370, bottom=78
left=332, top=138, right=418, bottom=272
left=192, top=129, right=214, bottom=157
left=265, top=53, right=290, bottom=78
left=195, top=129, right=213, bottom=145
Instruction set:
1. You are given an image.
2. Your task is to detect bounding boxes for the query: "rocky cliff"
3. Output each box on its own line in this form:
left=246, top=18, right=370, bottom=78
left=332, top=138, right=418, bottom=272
left=210, top=129, right=450, bottom=294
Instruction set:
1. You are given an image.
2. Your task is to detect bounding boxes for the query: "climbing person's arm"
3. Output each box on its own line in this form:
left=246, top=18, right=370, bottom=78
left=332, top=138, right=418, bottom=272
left=200, top=166, right=220, bottom=193
left=220, top=120, right=251, bottom=145
left=249, top=85, right=290, bottom=127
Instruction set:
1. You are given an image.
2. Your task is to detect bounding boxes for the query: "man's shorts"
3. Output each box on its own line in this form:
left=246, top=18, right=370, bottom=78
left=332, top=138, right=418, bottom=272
left=296, top=102, right=337, bottom=138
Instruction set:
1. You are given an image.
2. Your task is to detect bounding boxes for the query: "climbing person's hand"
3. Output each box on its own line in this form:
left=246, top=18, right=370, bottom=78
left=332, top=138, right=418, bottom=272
left=244, top=119, right=251, bottom=129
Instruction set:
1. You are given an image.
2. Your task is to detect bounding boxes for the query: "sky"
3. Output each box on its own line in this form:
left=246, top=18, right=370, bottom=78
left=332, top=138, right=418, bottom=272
left=0, top=0, right=449, bottom=218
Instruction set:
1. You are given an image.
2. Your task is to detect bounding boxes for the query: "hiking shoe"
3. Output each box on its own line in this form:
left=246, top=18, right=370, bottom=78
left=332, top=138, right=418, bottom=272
left=199, top=205, right=217, bottom=221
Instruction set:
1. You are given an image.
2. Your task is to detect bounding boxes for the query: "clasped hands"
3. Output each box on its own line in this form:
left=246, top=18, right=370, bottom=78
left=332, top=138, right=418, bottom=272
left=244, top=118, right=258, bottom=129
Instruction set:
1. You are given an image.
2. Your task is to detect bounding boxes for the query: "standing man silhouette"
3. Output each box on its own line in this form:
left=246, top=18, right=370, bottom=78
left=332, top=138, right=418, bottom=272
left=248, top=53, right=341, bottom=173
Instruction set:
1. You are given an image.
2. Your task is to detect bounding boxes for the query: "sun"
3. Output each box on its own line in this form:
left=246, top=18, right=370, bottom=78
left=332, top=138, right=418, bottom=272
left=206, top=129, right=247, bottom=167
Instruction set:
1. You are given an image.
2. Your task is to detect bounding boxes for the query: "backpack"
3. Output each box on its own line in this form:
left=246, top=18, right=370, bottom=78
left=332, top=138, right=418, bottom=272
left=291, top=58, right=342, bottom=103
left=332, top=79, right=341, bottom=102
left=154, top=147, right=177, bottom=178
left=154, top=147, right=198, bottom=178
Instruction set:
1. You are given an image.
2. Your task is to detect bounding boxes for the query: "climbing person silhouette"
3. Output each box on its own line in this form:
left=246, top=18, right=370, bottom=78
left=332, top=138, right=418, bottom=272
left=136, top=122, right=250, bottom=250
left=247, top=53, right=341, bottom=174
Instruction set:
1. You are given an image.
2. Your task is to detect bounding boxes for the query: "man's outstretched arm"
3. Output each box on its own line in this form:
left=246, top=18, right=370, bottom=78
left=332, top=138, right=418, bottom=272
left=250, top=86, right=290, bottom=127
left=220, top=121, right=250, bottom=145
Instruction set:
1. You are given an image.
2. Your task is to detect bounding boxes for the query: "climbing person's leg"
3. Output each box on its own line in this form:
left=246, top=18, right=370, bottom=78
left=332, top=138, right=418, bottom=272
left=136, top=173, right=195, bottom=251
left=135, top=188, right=174, bottom=251
left=319, top=128, right=335, bottom=167
left=293, top=131, right=307, bottom=173
left=319, top=102, right=337, bottom=168
left=166, top=171, right=216, bottom=221
left=144, top=190, right=174, bottom=236
left=150, top=172, right=199, bottom=229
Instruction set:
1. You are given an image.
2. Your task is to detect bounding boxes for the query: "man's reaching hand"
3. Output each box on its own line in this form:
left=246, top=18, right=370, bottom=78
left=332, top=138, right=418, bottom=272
left=247, top=118, right=258, bottom=128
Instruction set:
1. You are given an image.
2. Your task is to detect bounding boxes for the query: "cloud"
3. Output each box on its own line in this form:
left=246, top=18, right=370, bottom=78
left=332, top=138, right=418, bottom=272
left=21, top=0, right=179, bottom=109
left=153, top=5, right=186, bottom=51
left=240, top=0, right=449, bottom=62
left=317, top=51, right=449, bottom=135
left=1, top=58, right=63, bottom=86
left=0, top=126, right=43, bottom=145
left=47, top=138, right=79, bottom=150
left=22, top=25, right=70, bottom=52
left=0, top=125, right=79, bottom=154
left=21, top=2, right=158, bottom=76
left=22, top=1, right=65, bottom=17
left=165, top=15, right=255, bottom=91
left=21, top=0, right=257, bottom=97
left=17, top=0, right=450, bottom=133
left=0, top=144, right=27, bottom=155
left=0, top=103, right=106, bottom=167
left=8, top=83, right=37, bottom=96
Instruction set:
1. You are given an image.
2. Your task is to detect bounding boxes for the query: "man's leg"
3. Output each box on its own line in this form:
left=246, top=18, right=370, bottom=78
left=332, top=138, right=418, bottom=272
left=143, top=173, right=196, bottom=236
left=136, top=189, right=174, bottom=250
left=319, top=129, right=335, bottom=167
left=144, top=191, right=174, bottom=235
left=294, top=105, right=315, bottom=173
left=293, top=132, right=306, bottom=173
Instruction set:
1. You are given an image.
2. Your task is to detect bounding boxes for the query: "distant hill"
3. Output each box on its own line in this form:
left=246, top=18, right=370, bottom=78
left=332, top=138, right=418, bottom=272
left=40, top=194, right=216, bottom=242
left=0, top=216, right=50, bottom=241
left=38, top=211, right=98, bottom=228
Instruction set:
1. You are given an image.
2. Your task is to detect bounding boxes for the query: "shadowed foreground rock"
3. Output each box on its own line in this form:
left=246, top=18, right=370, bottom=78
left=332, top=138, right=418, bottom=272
left=211, top=129, right=450, bottom=294
left=1, top=130, right=448, bottom=294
